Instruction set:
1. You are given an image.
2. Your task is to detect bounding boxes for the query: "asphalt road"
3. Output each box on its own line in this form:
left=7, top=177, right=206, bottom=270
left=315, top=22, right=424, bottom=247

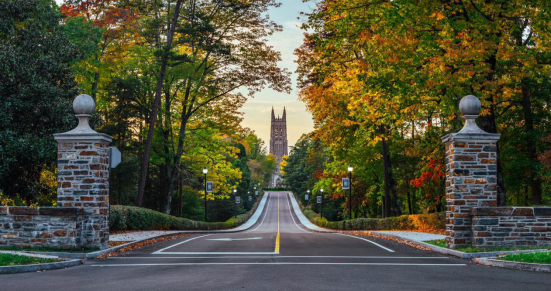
left=2, top=192, right=550, bottom=290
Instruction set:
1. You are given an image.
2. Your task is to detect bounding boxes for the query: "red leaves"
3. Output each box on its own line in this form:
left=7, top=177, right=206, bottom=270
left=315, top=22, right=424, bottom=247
left=410, top=157, right=445, bottom=189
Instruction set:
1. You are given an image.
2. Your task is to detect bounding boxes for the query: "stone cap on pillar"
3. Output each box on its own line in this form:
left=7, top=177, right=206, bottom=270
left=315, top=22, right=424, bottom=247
left=442, top=95, right=500, bottom=143
left=53, top=94, right=112, bottom=143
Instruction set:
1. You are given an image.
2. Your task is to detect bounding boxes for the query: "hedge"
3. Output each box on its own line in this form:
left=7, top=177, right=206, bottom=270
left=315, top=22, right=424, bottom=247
left=302, top=207, right=445, bottom=233
left=110, top=195, right=263, bottom=232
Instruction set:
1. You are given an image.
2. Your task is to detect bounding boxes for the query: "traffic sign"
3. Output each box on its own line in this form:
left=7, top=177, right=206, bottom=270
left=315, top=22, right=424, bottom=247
left=342, top=178, right=350, bottom=190
left=206, top=181, right=213, bottom=193
left=236, top=196, right=240, bottom=204
left=108, top=147, right=121, bottom=169
left=255, top=191, right=258, bottom=196
left=317, top=196, right=322, bottom=204
left=305, top=194, right=309, bottom=200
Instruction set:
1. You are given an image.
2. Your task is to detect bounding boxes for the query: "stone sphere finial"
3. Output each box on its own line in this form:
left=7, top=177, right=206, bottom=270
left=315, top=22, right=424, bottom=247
left=459, top=95, right=481, bottom=117
left=73, top=94, right=95, bottom=115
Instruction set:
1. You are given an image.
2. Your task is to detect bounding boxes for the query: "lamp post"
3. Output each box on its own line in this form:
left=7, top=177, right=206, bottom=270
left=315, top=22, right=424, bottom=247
left=320, top=188, right=324, bottom=219
left=233, top=188, right=237, bottom=218
left=306, top=190, right=310, bottom=207
left=203, top=167, right=208, bottom=222
left=348, top=165, right=353, bottom=220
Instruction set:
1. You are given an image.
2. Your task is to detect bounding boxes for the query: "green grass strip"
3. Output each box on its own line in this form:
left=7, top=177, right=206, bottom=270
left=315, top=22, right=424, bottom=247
left=0, top=253, right=58, bottom=267
left=498, top=252, right=551, bottom=264
left=424, top=239, right=551, bottom=253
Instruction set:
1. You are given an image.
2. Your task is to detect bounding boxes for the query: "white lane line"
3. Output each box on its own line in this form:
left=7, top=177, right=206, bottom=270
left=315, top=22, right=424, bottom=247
left=285, top=192, right=311, bottom=233
left=108, top=256, right=450, bottom=259
left=206, top=237, right=262, bottom=241
left=337, top=233, right=395, bottom=253
left=152, top=252, right=279, bottom=255
left=91, top=263, right=466, bottom=267
left=247, top=193, right=271, bottom=233
left=152, top=234, right=212, bottom=254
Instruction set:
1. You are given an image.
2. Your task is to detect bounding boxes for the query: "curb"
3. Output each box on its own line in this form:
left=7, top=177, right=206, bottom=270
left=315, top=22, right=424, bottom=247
left=0, top=252, right=82, bottom=275
left=19, top=192, right=271, bottom=259
left=366, top=231, right=550, bottom=259
left=475, top=257, right=551, bottom=273
left=287, top=192, right=336, bottom=233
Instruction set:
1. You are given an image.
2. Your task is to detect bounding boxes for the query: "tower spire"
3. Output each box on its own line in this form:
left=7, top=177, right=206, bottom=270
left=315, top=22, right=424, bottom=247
left=271, top=107, right=275, bottom=120
left=283, top=107, right=286, bottom=121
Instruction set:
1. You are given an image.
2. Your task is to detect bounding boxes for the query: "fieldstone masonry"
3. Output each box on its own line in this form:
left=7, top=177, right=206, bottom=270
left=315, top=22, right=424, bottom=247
left=443, top=95, right=551, bottom=249
left=0, top=94, right=112, bottom=250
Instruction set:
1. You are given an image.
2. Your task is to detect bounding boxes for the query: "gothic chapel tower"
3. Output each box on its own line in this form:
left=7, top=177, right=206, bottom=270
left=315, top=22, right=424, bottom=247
left=269, top=107, right=288, bottom=187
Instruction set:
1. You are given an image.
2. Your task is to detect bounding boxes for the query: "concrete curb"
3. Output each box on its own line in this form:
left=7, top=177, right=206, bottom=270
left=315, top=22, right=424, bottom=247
left=0, top=251, right=82, bottom=275
left=475, top=257, right=551, bottom=273
left=287, top=192, right=335, bottom=233
left=19, top=193, right=271, bottom=259
left=368, top=231, right=550, bottom=259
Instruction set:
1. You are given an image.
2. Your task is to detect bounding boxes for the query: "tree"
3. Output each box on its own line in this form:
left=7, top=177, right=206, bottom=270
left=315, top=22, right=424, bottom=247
left=0, top=0, right=79, bottom=204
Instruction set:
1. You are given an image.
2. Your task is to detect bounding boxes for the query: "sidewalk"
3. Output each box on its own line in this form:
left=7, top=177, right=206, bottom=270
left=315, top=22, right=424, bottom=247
left=370, top=231, right=445, bottom=242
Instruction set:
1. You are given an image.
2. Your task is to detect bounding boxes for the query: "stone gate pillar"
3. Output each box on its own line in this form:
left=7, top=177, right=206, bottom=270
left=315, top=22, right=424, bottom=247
left=441, top=95, right=500, bottom=249
left=54, top=94, right=112, bottom=249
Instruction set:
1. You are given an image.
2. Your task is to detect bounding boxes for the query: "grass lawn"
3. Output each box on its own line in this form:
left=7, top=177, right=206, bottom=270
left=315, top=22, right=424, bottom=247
left=0, top=253, right=58, bottom=267
left=0, top=246, right=100, bottom=253
left=498, top=252, right=551, bottom=264
left=423, top=239, right=551, bottom=253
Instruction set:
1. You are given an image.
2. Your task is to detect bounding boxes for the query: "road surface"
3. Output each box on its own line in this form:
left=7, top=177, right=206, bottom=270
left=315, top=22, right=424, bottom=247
left=2, top=192, right=550, bottom=290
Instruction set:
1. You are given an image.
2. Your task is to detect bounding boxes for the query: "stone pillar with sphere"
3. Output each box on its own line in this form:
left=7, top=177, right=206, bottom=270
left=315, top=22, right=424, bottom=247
left=441, top=95, right=500, bottom=249
left=54, top=94, right=112, bottom=249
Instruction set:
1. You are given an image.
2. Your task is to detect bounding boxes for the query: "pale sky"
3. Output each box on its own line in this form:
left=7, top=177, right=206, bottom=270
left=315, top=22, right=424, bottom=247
left=55, top=0, right=315, bottom=148
left=239, top=0, right=315, bottom=149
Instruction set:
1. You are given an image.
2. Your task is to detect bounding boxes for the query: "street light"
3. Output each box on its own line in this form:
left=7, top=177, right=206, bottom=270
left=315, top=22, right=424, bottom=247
left=348, top=165, right=353, bottom=220
left=320, top=188, right=324, bottom=219
left=306, top=190, right=310, bottom=207
left=203, top=167, right=208, bottom=222
left=233, top=188, right=237, bottom=218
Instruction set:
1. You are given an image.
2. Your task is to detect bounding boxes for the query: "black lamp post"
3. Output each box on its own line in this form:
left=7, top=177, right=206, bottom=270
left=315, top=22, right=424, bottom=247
left=306, top=190, right=310, bottom=207
left=320, top=188, right=324, bottom=219
left=348, top=165, right=353, bottom=220
left=233, top=188, right=237, bottom=218
left=203, top=167, right=208, bottom=222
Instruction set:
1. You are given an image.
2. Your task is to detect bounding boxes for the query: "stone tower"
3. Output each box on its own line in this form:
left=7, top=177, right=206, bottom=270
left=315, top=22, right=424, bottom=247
left=269, top=107, right=288, bottom=187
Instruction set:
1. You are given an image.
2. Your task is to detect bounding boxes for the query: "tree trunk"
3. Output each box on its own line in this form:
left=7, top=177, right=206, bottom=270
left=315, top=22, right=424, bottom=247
left=521, top=81, right=543, bottom=205
left=136, top=0, right=184, bottom=207
left=381, top=126, right=400, bottom=217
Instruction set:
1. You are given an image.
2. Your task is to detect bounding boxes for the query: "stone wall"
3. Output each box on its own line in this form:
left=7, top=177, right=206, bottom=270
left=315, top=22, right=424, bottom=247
left=0, top=207, right=79, bottom=249
left=472, top=207, right=551, bottom=248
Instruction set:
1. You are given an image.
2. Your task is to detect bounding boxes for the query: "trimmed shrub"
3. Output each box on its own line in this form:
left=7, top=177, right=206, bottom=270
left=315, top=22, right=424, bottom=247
left=306, top=211, right=445, bottom=233
left=110, top=195, right=263, bottom=231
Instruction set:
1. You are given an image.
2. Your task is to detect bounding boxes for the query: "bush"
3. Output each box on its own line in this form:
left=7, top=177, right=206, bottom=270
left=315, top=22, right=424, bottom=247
left=305, top=209, right=444, bottom=232
left=110, top=195, right=263, bottom=232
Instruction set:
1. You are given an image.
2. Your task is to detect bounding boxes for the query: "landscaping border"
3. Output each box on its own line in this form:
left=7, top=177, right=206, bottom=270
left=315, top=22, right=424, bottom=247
left=474, top=257, right=551, bottom=273
left=0, top=251, right=82, bottom=275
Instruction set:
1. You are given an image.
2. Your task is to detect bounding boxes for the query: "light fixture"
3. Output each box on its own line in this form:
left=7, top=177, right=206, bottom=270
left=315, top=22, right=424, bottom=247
left=203, top=167, right=208, bottom=174
left=348, top=165, right=353, bottom=172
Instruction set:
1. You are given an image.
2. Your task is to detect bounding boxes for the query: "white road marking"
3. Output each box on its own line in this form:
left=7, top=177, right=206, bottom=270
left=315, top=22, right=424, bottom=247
left=152, top=234, right=212, bottom=254
left=109, top=256, right=450, bottom=259
left=91, top=263, right=466, bottom=267
left=205, top=237, right=262, bottom=241
left=337, top=233, right=395, bottom=253
left=247, top=193, right=271, bottom=233
left=151, top=252, right=279, bottom=255
left=285, top=192, right=311, bottom=233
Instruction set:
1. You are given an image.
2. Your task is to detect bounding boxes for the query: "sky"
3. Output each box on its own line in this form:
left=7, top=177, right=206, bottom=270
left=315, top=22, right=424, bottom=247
left=239, top=0, right=315, bottom=149
left=55, top=0, right=315, bottom=149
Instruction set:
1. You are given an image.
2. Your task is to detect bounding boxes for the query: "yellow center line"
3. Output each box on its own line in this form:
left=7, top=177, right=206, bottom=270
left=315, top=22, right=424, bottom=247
left=274, top=193, right=280, bottom=253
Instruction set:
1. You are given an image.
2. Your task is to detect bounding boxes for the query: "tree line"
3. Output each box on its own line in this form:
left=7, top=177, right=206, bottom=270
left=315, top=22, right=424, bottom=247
left=0, top=0, right=287, bottom=221
left=283, top=0, right=551, bottom=219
